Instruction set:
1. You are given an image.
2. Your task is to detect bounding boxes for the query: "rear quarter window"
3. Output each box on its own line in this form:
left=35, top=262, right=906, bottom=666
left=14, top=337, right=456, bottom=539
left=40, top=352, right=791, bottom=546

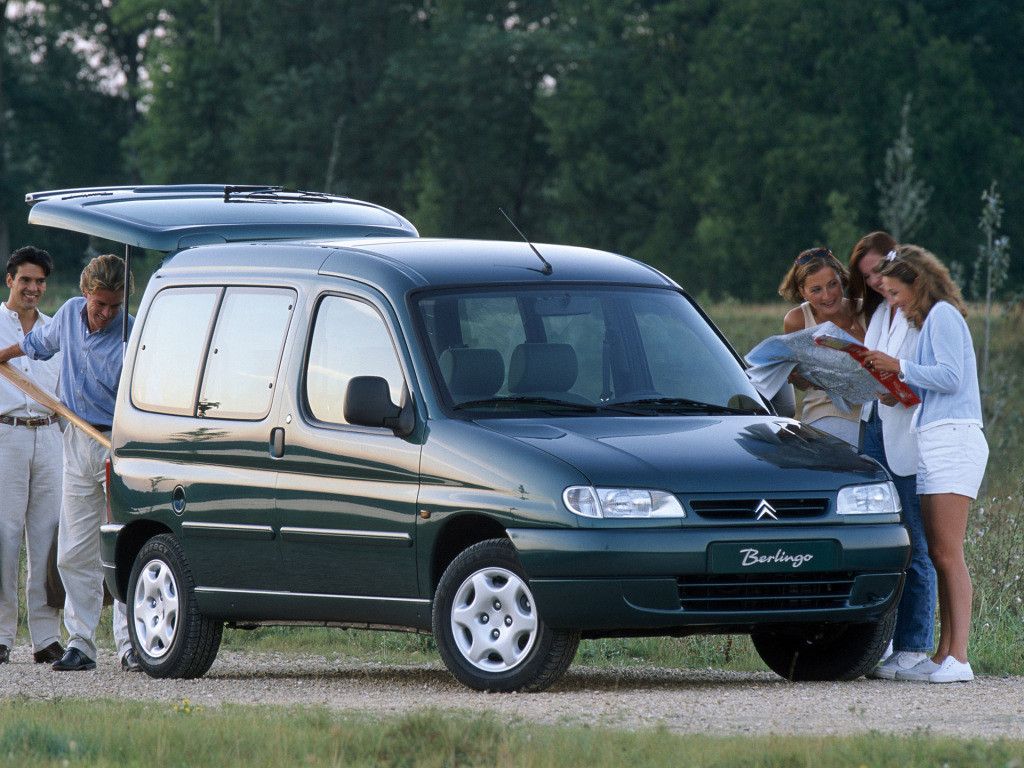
left=130, top=285, right=296, bottom=420
left=130, top=287, right=220, bottom=415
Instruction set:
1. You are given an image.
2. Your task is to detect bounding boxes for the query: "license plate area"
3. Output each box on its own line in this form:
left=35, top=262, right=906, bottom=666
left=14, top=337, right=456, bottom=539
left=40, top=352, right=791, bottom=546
left=708, top=540, right=838, bottom=574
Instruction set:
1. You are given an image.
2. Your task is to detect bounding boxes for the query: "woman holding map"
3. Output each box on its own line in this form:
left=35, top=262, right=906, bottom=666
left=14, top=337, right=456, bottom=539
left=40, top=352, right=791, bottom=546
left=848, top=232, right=936, bottom=682
left=778, top=247, right=865, bottom=445
left=862, top=245, right=987, bottom=684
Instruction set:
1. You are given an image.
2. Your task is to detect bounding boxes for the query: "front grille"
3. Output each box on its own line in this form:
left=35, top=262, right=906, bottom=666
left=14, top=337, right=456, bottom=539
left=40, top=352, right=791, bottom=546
left=677, top=571, right=855, bottom=612
left=689, top=498, right=828, bottom=520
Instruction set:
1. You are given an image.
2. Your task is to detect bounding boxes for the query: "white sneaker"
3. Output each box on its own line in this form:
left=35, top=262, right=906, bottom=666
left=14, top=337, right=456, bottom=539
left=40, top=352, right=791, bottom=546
left=868, top=651, right=930, bottom=680
left=929, top=656, right=974, bottom=683
left=879, top=639, right=894, bottom=664
left=895, top=657, right=941, bottom=681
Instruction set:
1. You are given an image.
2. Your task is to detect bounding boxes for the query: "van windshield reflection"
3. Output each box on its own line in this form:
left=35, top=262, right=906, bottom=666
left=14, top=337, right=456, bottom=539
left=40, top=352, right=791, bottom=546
left=417, top=286, right=766, bottom=416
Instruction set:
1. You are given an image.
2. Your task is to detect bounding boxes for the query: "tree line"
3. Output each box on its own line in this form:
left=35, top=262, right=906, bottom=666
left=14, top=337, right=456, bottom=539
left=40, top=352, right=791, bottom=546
left=2, top=0, right=1020, bottom=300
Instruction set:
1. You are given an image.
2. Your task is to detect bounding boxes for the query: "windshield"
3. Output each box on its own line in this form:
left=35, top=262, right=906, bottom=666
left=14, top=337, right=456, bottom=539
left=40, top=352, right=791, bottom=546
left=416, top=286, right=765, bottom=416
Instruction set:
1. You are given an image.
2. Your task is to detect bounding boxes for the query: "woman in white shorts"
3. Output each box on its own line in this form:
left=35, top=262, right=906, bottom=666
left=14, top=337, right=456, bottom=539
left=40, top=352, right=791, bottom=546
left=862, top=245, right=988, bottom=684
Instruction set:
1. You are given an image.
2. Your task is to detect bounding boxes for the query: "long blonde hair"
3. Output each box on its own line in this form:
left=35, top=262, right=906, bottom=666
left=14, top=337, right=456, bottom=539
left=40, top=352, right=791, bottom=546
left=876, top=244, right=966, bottom=327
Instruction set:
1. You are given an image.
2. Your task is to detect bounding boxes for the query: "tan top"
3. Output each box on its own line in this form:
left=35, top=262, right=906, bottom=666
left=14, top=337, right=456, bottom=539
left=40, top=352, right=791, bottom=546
left=798, top=300, right=864, bottom=426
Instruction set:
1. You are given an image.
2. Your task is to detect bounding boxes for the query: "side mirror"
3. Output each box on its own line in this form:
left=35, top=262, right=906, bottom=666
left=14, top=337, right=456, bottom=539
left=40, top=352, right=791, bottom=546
left=344, top=376, right=415, bottom=437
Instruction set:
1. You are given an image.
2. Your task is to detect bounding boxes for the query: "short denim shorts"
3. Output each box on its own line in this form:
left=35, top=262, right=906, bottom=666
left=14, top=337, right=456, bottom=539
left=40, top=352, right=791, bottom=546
left=917, top=422, right=988, bottom=498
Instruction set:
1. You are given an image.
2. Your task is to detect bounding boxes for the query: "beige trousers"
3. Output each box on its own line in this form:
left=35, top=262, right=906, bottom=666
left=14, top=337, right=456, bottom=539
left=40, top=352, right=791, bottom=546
left=0, top=421, right=62, bottom=651
left=57, top=425, right=130, bottom=661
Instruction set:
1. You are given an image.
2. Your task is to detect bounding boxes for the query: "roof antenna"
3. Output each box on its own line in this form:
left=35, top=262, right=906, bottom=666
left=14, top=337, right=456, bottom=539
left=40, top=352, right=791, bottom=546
left=499, top=207, right=552, bottom=275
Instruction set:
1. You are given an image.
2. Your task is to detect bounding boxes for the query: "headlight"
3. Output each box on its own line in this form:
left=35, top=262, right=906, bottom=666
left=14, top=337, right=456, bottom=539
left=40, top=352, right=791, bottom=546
left=563, top=486, right=686, bottom=519
left=836, top=482, right=901, bottom=515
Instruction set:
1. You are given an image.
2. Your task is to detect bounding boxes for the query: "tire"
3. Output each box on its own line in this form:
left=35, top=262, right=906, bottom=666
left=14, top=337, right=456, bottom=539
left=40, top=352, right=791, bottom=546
left=127, top=533, right=223, bottom=679
left=432, top=538, right=580, bottom=692
left=751, top=607, right=897, bottom=681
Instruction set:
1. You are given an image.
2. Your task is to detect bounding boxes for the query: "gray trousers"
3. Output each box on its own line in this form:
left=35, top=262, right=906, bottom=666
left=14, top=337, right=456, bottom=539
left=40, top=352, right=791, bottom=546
left=57, top=425, right=130, bottom=661
left=0, top=421, right=62, bottom=651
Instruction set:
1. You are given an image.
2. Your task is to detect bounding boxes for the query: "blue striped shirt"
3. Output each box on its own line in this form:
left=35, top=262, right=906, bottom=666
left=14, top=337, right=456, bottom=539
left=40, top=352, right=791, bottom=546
left=20, top=296, right=134, bottom=427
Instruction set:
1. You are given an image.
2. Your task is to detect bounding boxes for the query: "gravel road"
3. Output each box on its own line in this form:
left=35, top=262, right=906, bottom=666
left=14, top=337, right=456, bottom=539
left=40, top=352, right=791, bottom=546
left=3, top=647, right=1022, bottom=739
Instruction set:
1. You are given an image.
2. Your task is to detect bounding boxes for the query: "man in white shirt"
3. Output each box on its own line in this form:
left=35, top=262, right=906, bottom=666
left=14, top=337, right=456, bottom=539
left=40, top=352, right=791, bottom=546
left=0, top=246, right=64, bottom=665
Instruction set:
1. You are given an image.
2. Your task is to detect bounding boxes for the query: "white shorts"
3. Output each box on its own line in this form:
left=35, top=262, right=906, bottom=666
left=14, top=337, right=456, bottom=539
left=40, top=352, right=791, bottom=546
left=916, top=422, right=988, bottom=499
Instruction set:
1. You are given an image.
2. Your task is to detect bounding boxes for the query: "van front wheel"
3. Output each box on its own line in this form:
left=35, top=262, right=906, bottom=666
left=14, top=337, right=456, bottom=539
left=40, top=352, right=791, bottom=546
left=432, top=538, right=579, bottom=692
left=127, top=533, right=222, bottom=679
left=751, top=606, right=896, bottom=681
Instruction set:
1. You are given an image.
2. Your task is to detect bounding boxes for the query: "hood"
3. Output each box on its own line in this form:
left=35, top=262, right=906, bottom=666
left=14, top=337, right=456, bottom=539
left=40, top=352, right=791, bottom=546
left=478, top=416, right=884, bottom=494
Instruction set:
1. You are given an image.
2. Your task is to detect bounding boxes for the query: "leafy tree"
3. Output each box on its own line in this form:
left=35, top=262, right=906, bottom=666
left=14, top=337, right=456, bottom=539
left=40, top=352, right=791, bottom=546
left=654, top=0, right=911, bottom=297
left=877, top=95, right=931, bottom=242
left=822, top=191, right=861, bottom=265
left=125, top=0, right=252, bottom=181
left=538, top=1, right=684, bottom=256
left=1, top=1, right=135, bottom=269
left=1, top=0, right=12, bottom=258
left=369, top=2, right=565, bottom=238
left=974, top=182, right=1011, bottom=397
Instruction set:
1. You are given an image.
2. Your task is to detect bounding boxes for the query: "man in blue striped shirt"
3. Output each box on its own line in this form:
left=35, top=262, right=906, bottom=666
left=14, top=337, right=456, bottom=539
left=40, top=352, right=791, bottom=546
left=0, top=254, right=136, bottom=672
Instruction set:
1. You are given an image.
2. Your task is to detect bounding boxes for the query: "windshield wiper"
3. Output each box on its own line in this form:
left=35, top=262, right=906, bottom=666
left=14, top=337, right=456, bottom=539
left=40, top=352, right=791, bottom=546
left=602, top=397, right=762, bottom=415
left=453, top=396, right=599, bottom=413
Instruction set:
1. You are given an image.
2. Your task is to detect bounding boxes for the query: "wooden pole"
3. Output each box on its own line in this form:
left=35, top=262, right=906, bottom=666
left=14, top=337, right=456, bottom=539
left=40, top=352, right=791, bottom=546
left=0, top=361, right=111, bottom=449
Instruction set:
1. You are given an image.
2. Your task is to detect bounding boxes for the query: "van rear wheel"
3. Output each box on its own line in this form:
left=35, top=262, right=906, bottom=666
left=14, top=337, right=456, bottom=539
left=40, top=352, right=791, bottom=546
left=432, top=538, right=579, bottom=692
left=127, top=533, right=222, bottom=679
left=751, top=607, right=897, bottom=681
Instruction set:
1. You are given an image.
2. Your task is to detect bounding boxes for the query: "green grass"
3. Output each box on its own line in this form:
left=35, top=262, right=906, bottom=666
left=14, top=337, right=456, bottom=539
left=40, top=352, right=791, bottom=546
left=1, top=700, right=1022, bottom=768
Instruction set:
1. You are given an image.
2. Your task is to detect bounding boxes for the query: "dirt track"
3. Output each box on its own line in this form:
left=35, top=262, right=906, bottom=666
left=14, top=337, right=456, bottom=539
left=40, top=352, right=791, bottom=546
left=3, top=648, right=1022, bottom=739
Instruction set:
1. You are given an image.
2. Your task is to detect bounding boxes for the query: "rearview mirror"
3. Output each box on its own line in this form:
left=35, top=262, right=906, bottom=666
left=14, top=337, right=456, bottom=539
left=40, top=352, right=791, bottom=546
left=344, top=376, right=415, bottom=437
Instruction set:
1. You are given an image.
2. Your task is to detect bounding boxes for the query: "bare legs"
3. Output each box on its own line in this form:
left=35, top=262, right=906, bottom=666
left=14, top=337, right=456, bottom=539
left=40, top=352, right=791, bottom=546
left=921, top=493, right=972, bottom=662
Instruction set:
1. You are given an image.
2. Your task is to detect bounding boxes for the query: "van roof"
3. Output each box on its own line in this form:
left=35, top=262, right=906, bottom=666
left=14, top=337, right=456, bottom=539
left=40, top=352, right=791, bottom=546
left=159, top=237, right=676, bottom=291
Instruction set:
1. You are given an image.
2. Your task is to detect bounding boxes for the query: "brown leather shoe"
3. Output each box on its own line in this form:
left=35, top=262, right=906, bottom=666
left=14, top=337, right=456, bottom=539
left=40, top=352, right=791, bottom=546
left=0, top=645, right=9, bottom=664
left=33, top=641, right=64, bottom=664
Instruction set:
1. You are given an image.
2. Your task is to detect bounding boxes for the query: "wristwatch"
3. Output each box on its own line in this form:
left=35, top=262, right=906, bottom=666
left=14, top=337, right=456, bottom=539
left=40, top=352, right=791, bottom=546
left=897, top=365, right=907, bottom=382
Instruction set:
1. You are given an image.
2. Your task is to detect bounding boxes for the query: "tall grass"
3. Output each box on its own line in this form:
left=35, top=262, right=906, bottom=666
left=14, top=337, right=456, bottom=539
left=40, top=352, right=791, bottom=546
left=1, top=700, right=1022, bottom=768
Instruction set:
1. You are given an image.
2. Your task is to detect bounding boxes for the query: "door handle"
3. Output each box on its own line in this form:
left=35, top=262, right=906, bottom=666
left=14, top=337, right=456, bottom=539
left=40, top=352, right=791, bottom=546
left=269, top=427, right=285, bottom=458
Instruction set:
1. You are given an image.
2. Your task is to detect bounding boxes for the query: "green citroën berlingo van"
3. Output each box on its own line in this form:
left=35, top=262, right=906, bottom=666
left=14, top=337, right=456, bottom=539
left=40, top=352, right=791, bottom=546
left=25, top=185, right=909, bottom=691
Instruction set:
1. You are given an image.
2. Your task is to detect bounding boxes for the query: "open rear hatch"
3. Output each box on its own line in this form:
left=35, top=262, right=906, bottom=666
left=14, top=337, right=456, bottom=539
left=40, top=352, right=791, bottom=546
left=25, top=184, right=418, bottom=253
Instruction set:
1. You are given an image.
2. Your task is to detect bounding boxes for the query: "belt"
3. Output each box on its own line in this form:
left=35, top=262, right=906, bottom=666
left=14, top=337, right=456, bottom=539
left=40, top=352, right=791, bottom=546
left=0, top=414, right=59, bottom=428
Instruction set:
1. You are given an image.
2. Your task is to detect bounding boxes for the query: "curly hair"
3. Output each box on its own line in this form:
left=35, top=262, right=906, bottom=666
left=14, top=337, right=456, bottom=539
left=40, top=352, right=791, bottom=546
left=876, top=244, right=966, bottom=327
left=847, top=231, right=896, bottom=319
left=80, top=254, right=134, bottom=296
left=777, top=247, right=849, bottom=304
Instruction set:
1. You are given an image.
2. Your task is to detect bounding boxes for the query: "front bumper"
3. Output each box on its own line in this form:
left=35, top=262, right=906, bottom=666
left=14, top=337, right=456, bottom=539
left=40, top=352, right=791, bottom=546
left=508, top=523, right=910, bottom=632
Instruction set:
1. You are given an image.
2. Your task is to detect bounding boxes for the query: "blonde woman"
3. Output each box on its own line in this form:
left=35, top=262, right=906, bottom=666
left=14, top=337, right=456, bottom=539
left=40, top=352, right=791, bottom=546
left=862, top=245, right=987, bottom=684
left=778, top=247, right=864, bottom=445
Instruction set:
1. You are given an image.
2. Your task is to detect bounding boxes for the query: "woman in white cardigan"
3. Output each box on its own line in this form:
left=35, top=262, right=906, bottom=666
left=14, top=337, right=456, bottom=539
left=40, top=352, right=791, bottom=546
left=848, top=233, right=936, bottom=681
left=863, top=245, right=987, bottom=684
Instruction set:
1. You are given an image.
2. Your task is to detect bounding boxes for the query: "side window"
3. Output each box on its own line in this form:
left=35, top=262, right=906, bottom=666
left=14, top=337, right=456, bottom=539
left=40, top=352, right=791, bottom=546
left=305, top=295, right=405, bottom=426
left=198, top=288, right=296, bottom=420
left=131, top=287, right=221, bottom=415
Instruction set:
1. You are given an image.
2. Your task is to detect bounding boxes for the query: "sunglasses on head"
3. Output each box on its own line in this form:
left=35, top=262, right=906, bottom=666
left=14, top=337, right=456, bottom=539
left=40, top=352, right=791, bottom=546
left=795, top=247, right=834, bottom=266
